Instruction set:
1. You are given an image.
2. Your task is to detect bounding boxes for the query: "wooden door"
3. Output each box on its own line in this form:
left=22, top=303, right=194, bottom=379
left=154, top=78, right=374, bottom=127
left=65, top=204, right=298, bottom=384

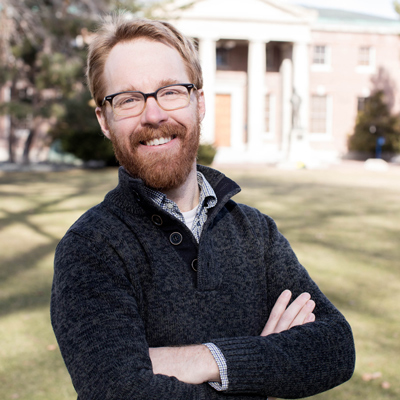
left=214, top=94, right=231, bottom=147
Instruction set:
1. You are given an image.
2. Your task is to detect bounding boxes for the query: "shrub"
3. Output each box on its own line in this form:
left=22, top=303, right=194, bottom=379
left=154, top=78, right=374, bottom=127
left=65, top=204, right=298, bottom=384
left=197, top=143, right=217, bottom=165
left=348, top=90, right=400, bottom=156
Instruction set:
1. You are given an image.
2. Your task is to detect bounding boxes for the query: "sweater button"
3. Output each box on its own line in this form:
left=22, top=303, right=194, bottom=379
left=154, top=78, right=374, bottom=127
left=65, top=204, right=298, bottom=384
left=191, top=258, right=198, bottom=272
left=152, top=215, right=163, bottom=226
left=170, top=232, right=183, bottom=245
left=132, top=190, right=141, bottom=202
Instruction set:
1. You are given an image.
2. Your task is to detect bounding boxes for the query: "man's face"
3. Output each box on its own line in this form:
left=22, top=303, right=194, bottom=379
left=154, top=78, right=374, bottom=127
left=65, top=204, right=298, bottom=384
left=96, top=38, right=205, bottom=190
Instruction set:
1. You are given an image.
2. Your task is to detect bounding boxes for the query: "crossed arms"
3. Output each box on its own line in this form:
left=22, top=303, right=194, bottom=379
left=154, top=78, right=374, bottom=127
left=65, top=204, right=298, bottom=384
left=150, top=290, right=316, bottom=387
left=51, top=216, right=355, bottom=399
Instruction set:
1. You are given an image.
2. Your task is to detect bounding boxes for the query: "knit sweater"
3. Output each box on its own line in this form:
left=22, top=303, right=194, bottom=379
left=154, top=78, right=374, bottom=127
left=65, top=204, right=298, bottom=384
left=51, top=165, right=355, bottom=400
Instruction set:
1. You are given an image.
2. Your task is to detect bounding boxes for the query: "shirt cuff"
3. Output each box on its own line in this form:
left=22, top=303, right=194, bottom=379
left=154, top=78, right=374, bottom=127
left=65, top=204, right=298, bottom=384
left=203, top=342, right=229, bottom=391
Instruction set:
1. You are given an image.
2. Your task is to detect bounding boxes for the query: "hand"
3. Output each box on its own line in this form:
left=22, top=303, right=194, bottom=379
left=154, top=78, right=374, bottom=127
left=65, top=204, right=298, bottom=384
left=262, top=290, right=315, bottom=400
left=261, top=290, right=316, bottom=337
left=149, top=344, right=220, bottom=384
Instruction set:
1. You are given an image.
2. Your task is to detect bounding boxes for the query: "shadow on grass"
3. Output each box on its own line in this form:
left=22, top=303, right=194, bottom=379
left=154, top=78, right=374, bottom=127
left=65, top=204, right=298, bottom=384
left=236, top=177, right=398, bottom=258
left=233, top=174, right=400, bottom=327
left=0, top=280, right=52, bottom=317
left=0, top=169, right=118, bottom=318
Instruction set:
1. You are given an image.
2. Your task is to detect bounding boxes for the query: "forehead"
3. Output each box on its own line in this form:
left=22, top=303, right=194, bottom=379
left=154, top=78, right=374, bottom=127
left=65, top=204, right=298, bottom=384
left=103, top=38, right=190, bottom=93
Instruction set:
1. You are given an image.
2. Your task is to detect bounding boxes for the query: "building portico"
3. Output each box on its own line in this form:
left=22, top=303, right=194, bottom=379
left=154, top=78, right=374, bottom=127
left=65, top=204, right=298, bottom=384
left=162, top=0, right=317, bottom=163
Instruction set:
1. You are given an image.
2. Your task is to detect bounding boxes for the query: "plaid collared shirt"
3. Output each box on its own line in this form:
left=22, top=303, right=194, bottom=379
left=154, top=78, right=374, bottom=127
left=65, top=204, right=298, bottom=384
left=143, top=171, right=217, bottom=243
left=143, top=171, right=229, bottom=391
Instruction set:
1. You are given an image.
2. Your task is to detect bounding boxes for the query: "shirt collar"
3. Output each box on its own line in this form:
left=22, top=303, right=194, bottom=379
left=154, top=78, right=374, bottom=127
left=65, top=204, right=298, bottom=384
left=143, top=171, right=217, bottom=211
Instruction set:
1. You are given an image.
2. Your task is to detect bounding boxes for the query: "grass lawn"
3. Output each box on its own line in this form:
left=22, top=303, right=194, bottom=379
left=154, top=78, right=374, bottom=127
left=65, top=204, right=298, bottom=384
left=1, top=163, right=399, bottom=399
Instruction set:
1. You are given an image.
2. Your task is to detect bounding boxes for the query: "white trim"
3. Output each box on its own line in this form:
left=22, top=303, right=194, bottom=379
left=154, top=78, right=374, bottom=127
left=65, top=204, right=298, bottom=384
left=311, top=64, right=332, bottom=72
left=361, top=87, right=371, bottom=98
left=198, top=37, right=217, bottom=145
left=248, top=40, right=267, bottom=147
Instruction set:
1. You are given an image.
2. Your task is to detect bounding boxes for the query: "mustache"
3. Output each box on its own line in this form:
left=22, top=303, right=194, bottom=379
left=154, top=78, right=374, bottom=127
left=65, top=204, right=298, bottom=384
left=130, top=123, right=187, bottom=146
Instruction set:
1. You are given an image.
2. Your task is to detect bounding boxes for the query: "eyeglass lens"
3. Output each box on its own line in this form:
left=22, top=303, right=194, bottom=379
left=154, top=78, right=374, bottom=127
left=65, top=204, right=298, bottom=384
left=113, top=85, right=190, bottom=116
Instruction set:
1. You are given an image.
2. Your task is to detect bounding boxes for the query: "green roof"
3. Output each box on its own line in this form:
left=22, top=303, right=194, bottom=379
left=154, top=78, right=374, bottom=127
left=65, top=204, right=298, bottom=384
left=301, top=6, right=400, bottom=26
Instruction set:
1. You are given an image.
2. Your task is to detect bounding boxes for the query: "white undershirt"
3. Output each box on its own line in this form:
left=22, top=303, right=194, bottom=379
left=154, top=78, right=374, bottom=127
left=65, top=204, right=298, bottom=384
left=181, top=205, right=199, bottom=230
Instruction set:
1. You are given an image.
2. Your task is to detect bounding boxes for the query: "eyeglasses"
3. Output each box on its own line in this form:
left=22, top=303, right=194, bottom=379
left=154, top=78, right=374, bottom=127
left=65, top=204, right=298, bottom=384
left=101, top=83, right=197, bottom=117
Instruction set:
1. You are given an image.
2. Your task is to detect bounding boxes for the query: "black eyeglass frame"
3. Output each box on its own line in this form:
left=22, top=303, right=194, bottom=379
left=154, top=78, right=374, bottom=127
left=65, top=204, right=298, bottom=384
left=101, top=83, right=197, bottom=115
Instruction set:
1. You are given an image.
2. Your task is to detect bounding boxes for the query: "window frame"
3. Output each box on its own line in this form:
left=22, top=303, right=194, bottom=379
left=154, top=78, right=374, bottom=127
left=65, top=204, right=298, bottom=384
left=356, top=46, right=376, bottom=73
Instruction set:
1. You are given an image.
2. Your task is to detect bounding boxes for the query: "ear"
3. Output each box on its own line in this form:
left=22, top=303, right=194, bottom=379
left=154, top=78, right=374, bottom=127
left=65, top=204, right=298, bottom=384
left=197, top=89, right=206, bottom=122
left=95, top=107, right=112, bottom=140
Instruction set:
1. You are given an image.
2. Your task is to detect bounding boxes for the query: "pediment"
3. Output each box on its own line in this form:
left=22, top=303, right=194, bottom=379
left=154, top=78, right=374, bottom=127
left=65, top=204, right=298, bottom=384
left=158, top=0, right=316, bottom=24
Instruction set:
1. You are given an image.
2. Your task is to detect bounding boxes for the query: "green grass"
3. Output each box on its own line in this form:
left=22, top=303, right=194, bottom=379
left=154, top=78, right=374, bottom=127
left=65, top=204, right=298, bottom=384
left=1, top=165, right=399, bottom=399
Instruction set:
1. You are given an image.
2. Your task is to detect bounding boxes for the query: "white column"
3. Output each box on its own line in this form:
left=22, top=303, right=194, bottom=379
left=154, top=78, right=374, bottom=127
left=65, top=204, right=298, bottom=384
left=198, top=37, right=217, bottom=144
left=247, top=40, right=267, bottom=149
left=280, top=49, right=293, bottom=157
left=292, top=41, right=310, bottom=134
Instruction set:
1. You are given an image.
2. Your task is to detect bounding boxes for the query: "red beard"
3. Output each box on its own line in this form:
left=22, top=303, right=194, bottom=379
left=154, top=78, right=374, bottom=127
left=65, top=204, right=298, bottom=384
left=109, top=118, right=200, bottom=191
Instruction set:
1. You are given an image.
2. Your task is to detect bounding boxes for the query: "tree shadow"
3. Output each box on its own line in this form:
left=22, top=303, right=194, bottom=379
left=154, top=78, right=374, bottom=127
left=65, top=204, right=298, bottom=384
left=233, top=173, right=400, bottom=322
left=0, top=169, right=118, bottom=318
left=0, top=279, right=52, bottom=317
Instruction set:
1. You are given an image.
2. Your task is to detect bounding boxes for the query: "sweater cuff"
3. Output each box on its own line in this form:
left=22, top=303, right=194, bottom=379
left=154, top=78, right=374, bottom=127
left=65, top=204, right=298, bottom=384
left=203, top=343, right=229, bottom=391
left=209, top=336, right=266, bottom=393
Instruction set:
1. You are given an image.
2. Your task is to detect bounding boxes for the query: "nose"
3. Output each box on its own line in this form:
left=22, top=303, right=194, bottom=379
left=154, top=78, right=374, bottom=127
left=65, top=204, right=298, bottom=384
left=140, top=96, right=169, bottom=127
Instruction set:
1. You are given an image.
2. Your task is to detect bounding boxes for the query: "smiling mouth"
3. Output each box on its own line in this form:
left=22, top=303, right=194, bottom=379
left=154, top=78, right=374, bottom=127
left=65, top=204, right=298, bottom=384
left=140, top=136, right=176, bottom=147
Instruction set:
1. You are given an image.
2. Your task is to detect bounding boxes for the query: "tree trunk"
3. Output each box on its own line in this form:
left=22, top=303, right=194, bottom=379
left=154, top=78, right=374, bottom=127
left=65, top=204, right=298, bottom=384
left=8, top=116, right=16, bottom=163
left=22, top=90, right=40, bottom=165
left=22, top=126, right=36, bottom=164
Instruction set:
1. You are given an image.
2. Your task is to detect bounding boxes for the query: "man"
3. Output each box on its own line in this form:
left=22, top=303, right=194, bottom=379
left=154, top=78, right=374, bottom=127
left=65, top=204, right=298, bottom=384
left=51, top=16, right=355, bottom=400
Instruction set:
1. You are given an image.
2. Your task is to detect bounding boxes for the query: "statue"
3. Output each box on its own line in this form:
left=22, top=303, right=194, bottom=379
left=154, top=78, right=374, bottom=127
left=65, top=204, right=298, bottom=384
left=291, top=89, right=301, bottom=129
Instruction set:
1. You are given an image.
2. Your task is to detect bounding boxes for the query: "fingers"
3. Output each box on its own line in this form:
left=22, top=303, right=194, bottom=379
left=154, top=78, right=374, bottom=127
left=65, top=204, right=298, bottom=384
left=306, top=312, right=316, bottom=323
left=274, top=292, right=312, bottom=333
left=260, top=289, right=292, bottom=336
left=261, top=290, right=316, bottom=337
left=288, top=298, right=315, bottom=329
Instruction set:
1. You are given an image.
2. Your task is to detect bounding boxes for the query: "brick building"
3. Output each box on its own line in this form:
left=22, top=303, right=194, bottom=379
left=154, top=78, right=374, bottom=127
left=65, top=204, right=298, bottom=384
left=164, top=0, right=400, bottom=164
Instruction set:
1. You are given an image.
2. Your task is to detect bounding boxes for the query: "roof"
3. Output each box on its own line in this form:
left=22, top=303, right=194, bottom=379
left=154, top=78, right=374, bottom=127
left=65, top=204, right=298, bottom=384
left=301, top=6, right=400, bottom=26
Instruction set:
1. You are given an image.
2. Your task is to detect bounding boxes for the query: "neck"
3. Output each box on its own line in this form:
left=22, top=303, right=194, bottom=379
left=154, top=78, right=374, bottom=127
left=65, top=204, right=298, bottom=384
left=162, top=162, right=199, bottom=212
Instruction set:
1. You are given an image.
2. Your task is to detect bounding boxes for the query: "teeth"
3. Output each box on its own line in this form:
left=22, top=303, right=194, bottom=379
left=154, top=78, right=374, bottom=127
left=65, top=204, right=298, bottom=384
left=145, top=137, right=172, bottom=146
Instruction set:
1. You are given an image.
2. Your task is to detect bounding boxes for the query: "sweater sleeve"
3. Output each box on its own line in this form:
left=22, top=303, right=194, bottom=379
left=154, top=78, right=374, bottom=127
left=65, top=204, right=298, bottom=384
left=51, top=230, right=246, bottom=400
left=210, top=214, right=356, bottom=399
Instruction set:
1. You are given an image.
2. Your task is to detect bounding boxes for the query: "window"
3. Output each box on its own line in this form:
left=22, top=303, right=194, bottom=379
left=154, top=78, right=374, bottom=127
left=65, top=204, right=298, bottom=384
left=216, top=47, right=229, bottom=68
left=358, top=47, right=372, bottom=66
left=357, top=97, right=370, bottom=112
left=313, top=45, right=327, bottom=65
left=310, top=95, right=327, bottom=134
left=356, top=47, right=375, bottom=73
left=264, top=93, right=276, bottom=137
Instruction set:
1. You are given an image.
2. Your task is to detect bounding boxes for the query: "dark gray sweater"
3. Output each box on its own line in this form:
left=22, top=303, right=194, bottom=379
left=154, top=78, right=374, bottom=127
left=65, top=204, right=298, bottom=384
left=51, top=166, right=355, bottom=400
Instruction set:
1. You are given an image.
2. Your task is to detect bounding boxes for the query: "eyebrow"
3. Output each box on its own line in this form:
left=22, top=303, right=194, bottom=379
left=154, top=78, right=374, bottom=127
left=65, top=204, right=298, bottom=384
left=117, top=79, right=182, bottom=94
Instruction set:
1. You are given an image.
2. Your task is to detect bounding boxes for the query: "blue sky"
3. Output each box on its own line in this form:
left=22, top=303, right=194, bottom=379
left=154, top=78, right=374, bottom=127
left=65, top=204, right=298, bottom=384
left=284, top=0, right=399, bottom=19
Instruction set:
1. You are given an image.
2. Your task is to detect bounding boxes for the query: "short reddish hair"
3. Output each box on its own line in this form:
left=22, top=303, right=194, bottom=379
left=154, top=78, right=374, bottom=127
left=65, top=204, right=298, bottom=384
left=86, top=15, right=203, bottom=107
